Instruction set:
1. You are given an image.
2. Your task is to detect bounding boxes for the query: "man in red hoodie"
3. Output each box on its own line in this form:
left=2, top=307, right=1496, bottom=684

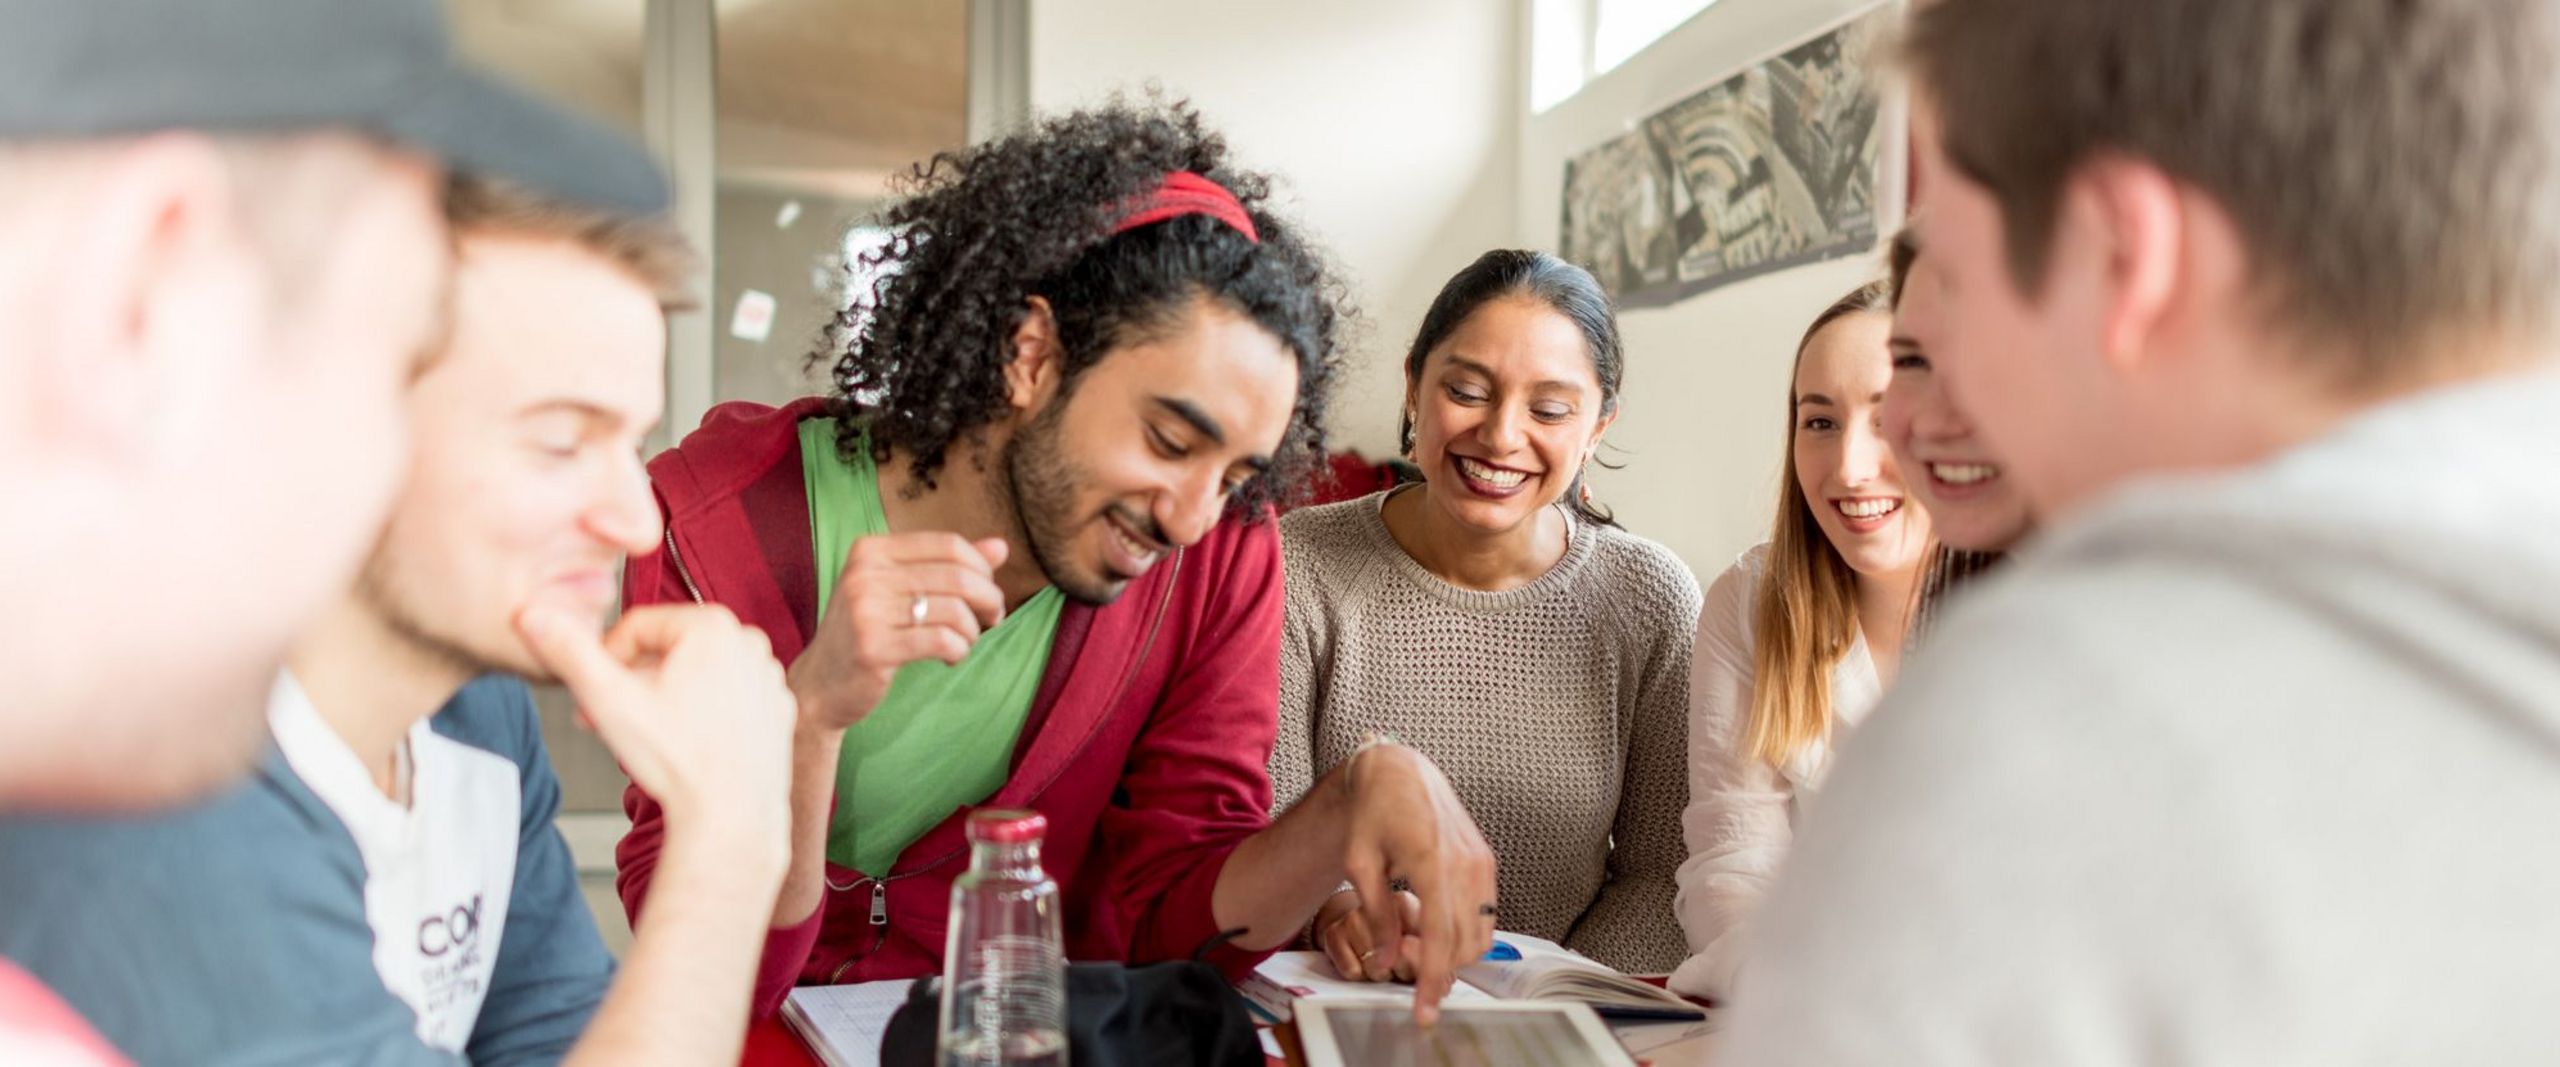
left=616, top=101, right=1501, bottom=1023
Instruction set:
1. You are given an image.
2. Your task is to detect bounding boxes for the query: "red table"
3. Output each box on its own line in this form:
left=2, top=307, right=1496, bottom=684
left=741, top=1016, right=821, bottom=1067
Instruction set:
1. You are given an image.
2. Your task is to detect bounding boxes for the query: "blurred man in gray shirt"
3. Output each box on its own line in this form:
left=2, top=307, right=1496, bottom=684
left=1721, top=2, right=2560, bottom=1063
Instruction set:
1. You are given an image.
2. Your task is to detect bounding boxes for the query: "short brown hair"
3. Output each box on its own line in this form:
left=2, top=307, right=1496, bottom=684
left=443, top=174, right=696, bottom=311
left=1907, top=0, right=2560, bottom=383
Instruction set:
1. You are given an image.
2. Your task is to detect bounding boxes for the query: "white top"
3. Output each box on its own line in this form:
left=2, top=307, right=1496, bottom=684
left=267, top=673, right=521, bottom=1052
left=1669, top=545, right=1881, bottom=1000
left=1716, top=372, right=2560, bottom=1064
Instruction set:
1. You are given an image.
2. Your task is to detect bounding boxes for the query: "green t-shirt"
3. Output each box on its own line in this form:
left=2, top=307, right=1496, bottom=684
left=800, top=418, right=1064, bottom=877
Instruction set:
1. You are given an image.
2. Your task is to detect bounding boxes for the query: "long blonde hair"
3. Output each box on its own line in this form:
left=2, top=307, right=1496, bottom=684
left=1744, top=281, right=1895, bottom=769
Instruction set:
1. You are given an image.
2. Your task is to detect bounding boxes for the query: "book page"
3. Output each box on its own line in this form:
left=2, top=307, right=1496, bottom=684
left=780, top=979, right=917, bottom=1067
left=1242, top=951, right=1493, bottom=1023
left=1456, top=931, right=1598, bottom=999
left=1456, top=932, right=1693, bottom=1010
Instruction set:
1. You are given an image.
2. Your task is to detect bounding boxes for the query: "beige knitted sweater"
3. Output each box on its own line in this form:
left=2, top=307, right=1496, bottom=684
left=1271, top=490, right=1701, bottom=973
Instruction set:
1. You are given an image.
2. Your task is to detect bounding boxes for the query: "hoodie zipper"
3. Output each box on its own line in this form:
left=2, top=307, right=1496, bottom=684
left=663, top=527, right=706, bottom=604
left=826, top=868, right=937, bottom=984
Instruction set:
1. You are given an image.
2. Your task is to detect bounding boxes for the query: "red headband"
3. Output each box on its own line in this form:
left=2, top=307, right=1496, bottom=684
left=1108, top=171, right=1260, bottom=244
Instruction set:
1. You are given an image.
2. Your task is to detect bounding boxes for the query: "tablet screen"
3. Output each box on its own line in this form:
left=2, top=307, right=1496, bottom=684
left=1319, top=1003, right=1614, bottom=1066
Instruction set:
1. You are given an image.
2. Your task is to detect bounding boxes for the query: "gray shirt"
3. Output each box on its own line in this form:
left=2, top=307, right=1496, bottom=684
left=1719, top=371, right=2560, bottom=1064
left=1272, top=490, right=1701, bottom=973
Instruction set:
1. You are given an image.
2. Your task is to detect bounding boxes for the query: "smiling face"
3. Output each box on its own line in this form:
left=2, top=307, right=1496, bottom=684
left=1883, top=243, right=2035, bottom=553
left=1792, top=309, right=1932, bottom=579
left=1005, top=294, right=1300, bottom=605
left=356, top=231, right=668, bottom=682
left=1905, top=100, right=2147, bottom=520
left=1405, top=294, right=1614, bottom=536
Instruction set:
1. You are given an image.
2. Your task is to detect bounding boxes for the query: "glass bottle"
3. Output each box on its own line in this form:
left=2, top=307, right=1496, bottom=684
left=937, top=808, right=1068, bottom=1067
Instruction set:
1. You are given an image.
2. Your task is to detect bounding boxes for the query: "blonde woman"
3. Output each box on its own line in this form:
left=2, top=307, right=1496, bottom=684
left=1670, top=282, right=1933, bottom=1000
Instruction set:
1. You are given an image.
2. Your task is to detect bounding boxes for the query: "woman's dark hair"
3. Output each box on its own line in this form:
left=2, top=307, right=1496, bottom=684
left=1912, top=545, right=2006, bottom=644
left=1887, top=224, right=1920, bottom=308
left=823, top=96, right=1349, bottom=515
left=1397, top=249, right=1624, bottom=526
left=1881, top=225, right=2009, bottom=640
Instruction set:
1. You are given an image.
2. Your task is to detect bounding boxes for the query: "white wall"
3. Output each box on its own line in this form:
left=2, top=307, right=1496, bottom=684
left=1028, top=0, right=1521, bottom=454
left=1520, top=0, right=1902, bottom=576
left=1029, top=0, right=1902, bottom=578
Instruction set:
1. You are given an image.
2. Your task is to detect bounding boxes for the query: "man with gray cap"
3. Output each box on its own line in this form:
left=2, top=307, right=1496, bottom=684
left=0, top=0, right=665, bottom=1061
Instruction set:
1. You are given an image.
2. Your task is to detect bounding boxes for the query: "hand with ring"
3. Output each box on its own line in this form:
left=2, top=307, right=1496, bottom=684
left=1315, top=888, right=1426, bottom=983
left=786, top=532, right=1010, bottom=733
left=1333, top=742, right=1499, bottom=1025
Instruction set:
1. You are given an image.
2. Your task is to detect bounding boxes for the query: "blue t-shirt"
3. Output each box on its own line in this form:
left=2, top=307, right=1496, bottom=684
left=0, top=676, right=612, bottom=1066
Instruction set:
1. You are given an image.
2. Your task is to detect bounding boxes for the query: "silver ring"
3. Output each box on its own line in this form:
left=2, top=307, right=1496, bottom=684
left=909, top=592, right=929, bottom=627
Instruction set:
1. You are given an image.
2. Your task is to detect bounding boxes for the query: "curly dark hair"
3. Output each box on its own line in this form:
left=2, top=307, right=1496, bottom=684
left=822, top=96, right=1351, bottom=516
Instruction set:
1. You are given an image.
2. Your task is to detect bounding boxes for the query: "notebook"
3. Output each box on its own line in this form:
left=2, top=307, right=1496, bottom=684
left=779, top=979, right=916, bottom=1067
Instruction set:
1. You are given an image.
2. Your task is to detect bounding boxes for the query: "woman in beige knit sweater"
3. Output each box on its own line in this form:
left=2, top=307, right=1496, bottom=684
left=1270, top=250, right=1700, bottom=976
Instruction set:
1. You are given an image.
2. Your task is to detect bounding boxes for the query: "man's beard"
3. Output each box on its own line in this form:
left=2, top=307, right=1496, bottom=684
left=1000, top=400, right=1147, bottom=607
left=354, top=547, right=549, bottom=685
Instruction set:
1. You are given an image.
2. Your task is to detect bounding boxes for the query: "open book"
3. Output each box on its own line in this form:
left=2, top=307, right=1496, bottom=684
left=1241, top=930, right=1703, bottom=1024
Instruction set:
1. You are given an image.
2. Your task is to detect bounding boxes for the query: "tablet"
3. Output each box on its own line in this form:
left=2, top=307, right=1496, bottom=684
left=1294, top=997, right=1638, bottom=1067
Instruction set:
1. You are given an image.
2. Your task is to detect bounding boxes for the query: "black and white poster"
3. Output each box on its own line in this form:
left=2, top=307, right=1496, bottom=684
left=1560, top=5, right=1896, bottom=307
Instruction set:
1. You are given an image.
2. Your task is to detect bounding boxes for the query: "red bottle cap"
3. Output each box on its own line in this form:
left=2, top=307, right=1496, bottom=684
left=966, top=808, right=1048, bottom=844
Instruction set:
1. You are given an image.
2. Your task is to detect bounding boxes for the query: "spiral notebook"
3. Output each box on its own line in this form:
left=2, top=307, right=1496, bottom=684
left=779, top=979, right=915, bottom=1067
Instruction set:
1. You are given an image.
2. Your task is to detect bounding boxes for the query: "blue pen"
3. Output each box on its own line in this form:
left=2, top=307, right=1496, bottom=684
left=1482, top=940, right=1521, bottom=961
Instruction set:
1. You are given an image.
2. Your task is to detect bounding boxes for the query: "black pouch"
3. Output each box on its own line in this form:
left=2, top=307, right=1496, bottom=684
left=879, top=959, right=1264, bottom=1067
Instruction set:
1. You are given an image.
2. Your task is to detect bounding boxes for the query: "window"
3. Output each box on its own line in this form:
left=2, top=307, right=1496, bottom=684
left=839, top=224, right=900, bottom=309
left=1593, top=0, right=1719, bottom=72
left=1530, top=0, right=1592, bottom=113
left=1531, top=0, right=1721, bottom=112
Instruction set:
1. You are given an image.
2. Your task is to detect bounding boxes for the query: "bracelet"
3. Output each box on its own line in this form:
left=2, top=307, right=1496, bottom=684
left=1339, top=731, right=1400, bottom=802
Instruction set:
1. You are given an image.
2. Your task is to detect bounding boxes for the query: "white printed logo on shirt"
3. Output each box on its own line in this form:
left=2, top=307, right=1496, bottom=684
left=269, top=676, right=521, bottom=1053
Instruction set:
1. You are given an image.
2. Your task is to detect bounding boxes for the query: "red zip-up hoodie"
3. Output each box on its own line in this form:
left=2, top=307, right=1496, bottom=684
left=613, top=398, right=1283, bottom=1018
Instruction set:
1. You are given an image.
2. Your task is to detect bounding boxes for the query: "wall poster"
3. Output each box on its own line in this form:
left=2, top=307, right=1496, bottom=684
left=1559, top=4, right=1899, bottom=308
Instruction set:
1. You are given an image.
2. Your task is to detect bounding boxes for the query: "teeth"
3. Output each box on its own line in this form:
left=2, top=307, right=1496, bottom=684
left=1930, top=463, right=2000, bottom=485
left=1110, top=520, right=1154, bottom=561
left=1457, top=457, right=1528, bottom=488
left=1837, top=498, right=1901, bottom=519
